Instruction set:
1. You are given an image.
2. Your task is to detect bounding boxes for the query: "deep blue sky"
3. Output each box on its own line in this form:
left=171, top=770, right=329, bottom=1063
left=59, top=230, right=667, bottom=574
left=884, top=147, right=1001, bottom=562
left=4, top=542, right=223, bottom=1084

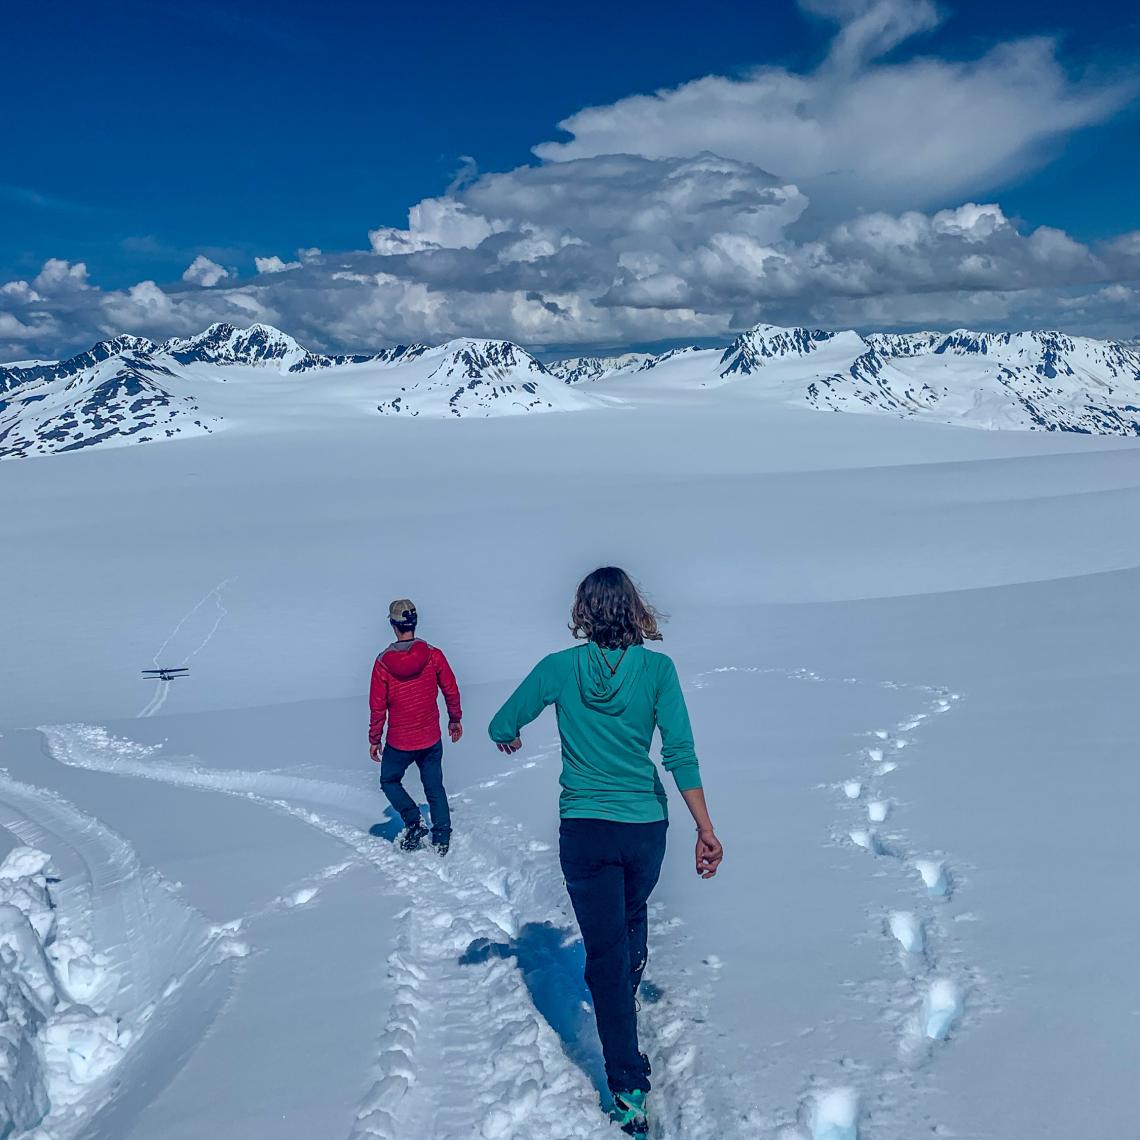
left=2, top=0, right=1137, bottom=289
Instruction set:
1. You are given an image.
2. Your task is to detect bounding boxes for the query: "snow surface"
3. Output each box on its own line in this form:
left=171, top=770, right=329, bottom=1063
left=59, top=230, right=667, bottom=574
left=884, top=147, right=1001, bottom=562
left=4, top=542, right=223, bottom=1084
left=3, top=365, right=1140, bottom=1137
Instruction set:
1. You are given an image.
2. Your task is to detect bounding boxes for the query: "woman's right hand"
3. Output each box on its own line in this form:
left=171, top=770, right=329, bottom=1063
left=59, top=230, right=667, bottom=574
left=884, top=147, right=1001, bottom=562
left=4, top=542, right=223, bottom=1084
left=496, top=737, right=523, bottom=754
left=695, top=829, right=723, bottom=878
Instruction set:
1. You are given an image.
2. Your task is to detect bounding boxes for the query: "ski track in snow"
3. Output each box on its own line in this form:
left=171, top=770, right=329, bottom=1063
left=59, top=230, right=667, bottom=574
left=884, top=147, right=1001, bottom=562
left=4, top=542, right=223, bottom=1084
left=695, top=667, right=975, bottom=1138
left=0, top=767, right=237, bottom=1139
left=32, top=664, right=975, bottom=1139
left=137, top=578, right=234, bottom=718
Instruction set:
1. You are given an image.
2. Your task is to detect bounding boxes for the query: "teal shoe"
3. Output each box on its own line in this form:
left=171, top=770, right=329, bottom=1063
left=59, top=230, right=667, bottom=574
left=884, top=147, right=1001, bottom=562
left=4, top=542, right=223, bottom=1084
left=610, top=1089, right=648, bottom=1135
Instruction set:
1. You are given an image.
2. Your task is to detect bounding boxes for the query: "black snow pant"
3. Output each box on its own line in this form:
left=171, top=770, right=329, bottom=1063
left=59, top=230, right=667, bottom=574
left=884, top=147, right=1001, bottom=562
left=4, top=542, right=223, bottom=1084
left=559, top=817, right=668, bottom=1094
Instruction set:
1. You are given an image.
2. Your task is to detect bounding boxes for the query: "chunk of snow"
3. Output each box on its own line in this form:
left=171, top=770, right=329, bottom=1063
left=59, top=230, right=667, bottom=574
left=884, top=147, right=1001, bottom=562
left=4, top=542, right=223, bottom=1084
left=40, top=1009, right=128, bottom=1091
left=0, top=846, right=129, bottom=1135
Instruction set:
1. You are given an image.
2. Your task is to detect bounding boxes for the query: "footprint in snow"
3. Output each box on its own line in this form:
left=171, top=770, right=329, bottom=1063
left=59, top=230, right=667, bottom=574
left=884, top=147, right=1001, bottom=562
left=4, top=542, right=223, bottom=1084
left=923, top=978, right=964, bottom=1041
left=867, top=799, right=890, bottom=823
left=283, top=886, right=319, bottom=908
left=886, top=911, right=924, bottom=956
left=805, top=1087, right=860, bottom=1140
left=913, top=859, right=952, bottom=899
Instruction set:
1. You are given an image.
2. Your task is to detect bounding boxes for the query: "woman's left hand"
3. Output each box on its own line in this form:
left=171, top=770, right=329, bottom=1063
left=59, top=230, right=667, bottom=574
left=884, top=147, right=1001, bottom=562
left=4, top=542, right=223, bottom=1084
left=695, top=829, right=723, bottom=878
left=496, top=737, right=523, bottom=754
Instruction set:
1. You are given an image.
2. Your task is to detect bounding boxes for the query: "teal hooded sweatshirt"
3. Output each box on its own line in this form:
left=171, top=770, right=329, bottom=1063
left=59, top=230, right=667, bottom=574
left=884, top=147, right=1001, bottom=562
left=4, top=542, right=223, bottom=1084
left=488, top=642, right=701, bottom=823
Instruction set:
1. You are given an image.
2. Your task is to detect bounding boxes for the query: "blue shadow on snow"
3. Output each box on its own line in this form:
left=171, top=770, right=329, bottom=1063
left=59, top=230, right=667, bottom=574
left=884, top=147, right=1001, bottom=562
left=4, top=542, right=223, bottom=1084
left=460, top=922, right=609, bottom=1101
left=368, top=806, right=404, bottom=842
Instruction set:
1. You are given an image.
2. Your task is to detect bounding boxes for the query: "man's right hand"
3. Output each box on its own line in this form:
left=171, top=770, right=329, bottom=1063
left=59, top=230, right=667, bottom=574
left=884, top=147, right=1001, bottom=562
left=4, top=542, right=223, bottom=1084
left=496, top=737, right=523, bottom=754
left=369, top=743, right=381, bottom=762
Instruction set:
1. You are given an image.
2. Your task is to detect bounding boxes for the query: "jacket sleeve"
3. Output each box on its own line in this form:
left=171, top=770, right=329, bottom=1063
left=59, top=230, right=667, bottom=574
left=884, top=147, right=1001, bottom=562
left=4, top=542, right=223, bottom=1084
left=435, top=650, right=462, bottom=723
left=488, top=653, right=564, bottom=743
left=368, top=658, right=389, bottom=746
left=655, top=657, right=702, bottom=791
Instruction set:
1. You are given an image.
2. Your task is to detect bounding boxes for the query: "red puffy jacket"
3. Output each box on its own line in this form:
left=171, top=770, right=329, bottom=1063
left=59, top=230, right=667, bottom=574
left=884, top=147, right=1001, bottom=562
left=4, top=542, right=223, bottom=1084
left=369, top=639, right=462, bottom=751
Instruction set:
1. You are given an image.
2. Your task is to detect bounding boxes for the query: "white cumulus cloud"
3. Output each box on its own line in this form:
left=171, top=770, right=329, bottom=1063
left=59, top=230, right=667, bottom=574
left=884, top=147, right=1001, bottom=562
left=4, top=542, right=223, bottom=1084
left=255, top=255, right=303, bottom=274
left=534, top=0, right=1134, bottom=214
left=182, top=256, right=230, bottom=287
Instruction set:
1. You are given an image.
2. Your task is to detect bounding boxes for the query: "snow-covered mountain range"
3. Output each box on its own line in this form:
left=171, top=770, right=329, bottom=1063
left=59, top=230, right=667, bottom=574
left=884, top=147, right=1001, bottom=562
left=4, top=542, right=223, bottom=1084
left=3, top=321, right=1140, bottom=458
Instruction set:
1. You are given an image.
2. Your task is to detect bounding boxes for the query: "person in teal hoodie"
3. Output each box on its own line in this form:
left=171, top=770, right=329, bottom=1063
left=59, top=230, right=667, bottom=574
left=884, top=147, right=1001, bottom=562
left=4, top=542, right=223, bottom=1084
left=488, top=566, right=723, bottom=1136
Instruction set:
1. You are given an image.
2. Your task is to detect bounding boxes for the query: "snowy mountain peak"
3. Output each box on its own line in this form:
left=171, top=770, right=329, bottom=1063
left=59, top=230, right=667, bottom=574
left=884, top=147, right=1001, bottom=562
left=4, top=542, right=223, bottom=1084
left=377, top=338, right=602, bottom=419
left=0, top=334, right=161, bottom=395
left=426, top=339, right=550, bottom=382
left=162, top=323, right=307, bottom=369
left=718, top=325, right=840, bottom=376
left=546, top=353, right=655, bottom=384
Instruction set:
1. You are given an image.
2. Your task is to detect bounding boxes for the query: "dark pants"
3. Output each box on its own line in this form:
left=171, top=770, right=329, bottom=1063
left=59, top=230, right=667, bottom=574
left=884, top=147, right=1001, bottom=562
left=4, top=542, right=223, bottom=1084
left=559, top=817, right=668, bottom=1094
left=380, top=740, right=451, bottom=840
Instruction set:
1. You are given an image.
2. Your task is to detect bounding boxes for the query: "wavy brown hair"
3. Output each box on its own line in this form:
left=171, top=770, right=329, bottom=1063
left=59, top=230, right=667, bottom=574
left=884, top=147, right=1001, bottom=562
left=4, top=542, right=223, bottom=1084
left=569, top=567, right=664, bottom=649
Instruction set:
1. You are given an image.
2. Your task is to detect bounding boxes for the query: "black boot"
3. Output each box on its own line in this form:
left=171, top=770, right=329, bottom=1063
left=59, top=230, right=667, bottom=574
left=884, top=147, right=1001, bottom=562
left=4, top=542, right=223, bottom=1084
left=400, top=819, right=428, bottom=851
left=432, top=830, right=451, bottom=857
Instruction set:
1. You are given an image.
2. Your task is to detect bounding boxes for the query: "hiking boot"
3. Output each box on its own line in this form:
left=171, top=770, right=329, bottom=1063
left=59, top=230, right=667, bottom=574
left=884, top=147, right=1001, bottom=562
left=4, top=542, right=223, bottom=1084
left=610, top=1090, right=648, bottom=1136
left=432, top=833, right=451, bottom=857
left=399, top=820, right=428, bottom=851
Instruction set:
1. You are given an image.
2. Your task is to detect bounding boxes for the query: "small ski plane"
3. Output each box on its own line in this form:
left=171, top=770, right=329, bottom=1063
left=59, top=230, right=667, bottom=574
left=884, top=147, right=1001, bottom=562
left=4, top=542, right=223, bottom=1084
left=141, top=667, right=190, bottom=682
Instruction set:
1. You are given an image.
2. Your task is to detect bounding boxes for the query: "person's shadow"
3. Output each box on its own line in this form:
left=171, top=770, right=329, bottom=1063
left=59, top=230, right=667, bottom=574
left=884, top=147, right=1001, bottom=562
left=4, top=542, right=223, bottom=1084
left=368, top=807, right=404, bottom=842
left=460, top=922, right=609, bottom=1101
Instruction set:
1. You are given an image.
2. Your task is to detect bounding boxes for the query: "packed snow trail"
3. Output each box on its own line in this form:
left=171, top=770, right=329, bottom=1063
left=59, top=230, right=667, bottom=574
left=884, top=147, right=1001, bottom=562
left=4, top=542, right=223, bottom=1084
left=137, top=578, right=233, bottom=717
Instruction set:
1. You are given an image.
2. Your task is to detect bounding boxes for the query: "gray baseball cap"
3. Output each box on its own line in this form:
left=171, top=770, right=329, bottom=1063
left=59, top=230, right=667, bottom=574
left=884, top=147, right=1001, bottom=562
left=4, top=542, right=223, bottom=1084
left=388, top=598, right=417, bottom=624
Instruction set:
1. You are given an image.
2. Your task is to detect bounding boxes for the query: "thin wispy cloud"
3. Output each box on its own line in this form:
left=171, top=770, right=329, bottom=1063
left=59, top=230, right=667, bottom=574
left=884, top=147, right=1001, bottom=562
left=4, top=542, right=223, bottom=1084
left=0, top=183, right=89, bottom=212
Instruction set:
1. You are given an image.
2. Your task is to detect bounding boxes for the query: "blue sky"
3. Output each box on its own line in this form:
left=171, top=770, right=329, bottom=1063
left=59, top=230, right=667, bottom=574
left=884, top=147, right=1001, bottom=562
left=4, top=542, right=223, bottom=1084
left=1, top=0, right=1138, bottom=355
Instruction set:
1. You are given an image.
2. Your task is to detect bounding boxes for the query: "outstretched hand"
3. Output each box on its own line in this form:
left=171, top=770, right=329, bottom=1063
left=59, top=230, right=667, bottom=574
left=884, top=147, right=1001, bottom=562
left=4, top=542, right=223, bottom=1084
left=496, top=736, right=523, bottom=754
left=369, top=743, right=381, bottom=763
left=695, top=829, right=723, bottom=878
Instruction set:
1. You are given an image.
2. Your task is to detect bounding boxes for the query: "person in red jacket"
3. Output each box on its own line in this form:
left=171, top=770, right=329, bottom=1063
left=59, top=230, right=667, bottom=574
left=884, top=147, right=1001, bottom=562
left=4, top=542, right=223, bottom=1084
left=369, top=598, right=463, bottom=854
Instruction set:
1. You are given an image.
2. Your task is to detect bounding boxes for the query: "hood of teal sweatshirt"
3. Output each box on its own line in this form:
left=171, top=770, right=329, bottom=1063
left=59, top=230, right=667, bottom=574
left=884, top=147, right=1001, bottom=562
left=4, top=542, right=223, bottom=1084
left=575, top=642, right=646, bottom=716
